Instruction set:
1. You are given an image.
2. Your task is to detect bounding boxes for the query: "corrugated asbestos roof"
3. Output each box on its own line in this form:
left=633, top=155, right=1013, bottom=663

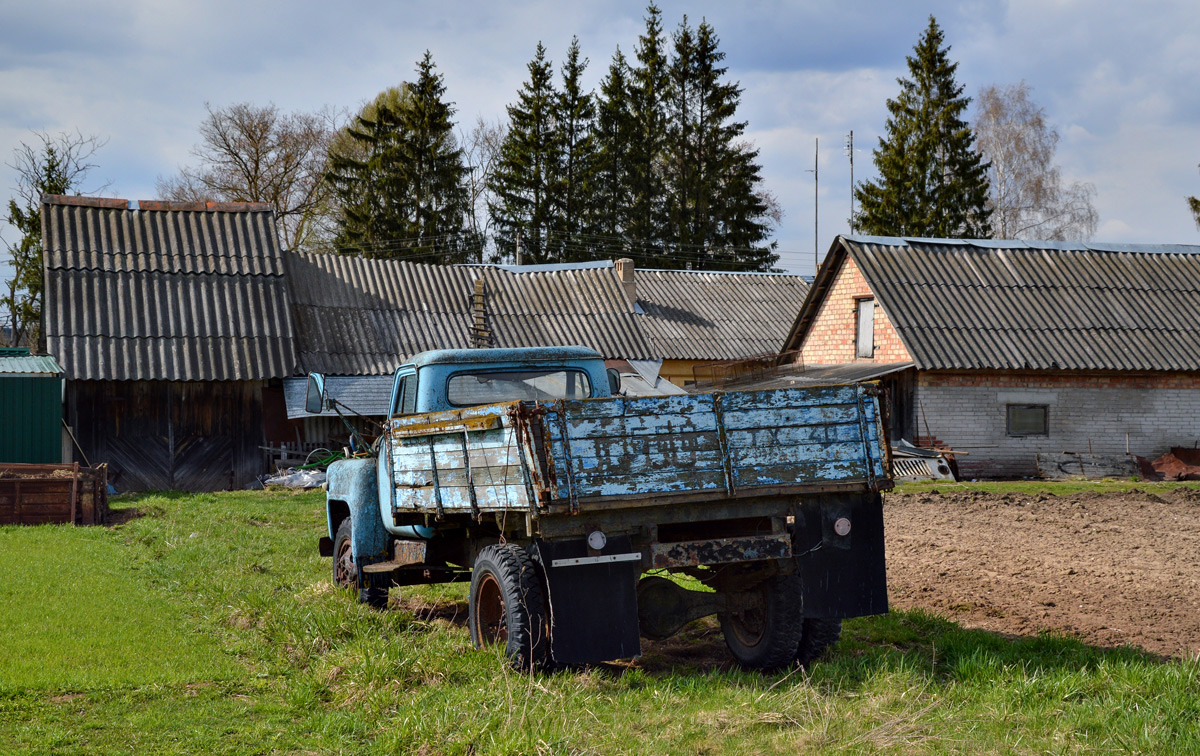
left=0, top=354, right=64, bottom=375
left=287, top=255, right=805, bottom=375
left=636, top=269, right=809, bottom=360
left=42, top=196, right=296, bottom=381
left=789, top=236, right=1200, bottom=372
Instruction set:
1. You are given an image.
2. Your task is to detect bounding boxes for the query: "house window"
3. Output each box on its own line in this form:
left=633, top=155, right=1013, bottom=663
left=856, top=298, right=875, bottom=358
left=1007, top=404, right=1048, bottom=436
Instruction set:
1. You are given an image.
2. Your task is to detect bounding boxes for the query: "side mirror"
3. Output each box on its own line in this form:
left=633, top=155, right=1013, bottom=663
left=305, top=373, right=327, bottom=414
left=606, top=368, right=622, bottom=396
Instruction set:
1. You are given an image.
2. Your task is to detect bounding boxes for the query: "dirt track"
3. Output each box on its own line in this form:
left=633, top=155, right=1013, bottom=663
left=884, top=487, right=1200, bottom=659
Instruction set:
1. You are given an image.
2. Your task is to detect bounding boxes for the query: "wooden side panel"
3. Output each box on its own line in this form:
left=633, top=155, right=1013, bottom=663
left=386, top=415, right=534, bottom=514
left=547, top=385, right=886, bottom=502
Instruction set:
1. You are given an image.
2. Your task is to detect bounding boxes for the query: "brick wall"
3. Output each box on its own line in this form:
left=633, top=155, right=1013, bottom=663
left=915, top=370, right=1200, bottom=478
left=800, top=255, right=912, bottom=365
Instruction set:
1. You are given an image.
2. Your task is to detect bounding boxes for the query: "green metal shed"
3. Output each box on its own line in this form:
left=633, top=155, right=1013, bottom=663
left=0, top=348, right=64, bottom=464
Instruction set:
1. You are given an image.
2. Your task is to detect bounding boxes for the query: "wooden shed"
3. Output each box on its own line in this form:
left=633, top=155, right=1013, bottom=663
left=41, top=196, right=297, bottom=491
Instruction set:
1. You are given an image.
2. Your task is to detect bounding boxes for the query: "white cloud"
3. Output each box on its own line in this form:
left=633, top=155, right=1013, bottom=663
left=3, top=0, right=1200, bottom=283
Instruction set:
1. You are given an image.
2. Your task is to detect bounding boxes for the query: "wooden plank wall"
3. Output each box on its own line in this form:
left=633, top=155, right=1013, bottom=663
left=67, top=381, right=265, bottom=492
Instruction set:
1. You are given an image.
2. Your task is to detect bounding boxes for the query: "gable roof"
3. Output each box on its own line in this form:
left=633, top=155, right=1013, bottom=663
left=287, top=254, right=807, bottom=376
left=786, top=236, right=1200, bottom=372
left=42, top=196, right=296, bottom=381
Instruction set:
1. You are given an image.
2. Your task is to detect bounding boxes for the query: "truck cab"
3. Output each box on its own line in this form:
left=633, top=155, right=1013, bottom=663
left=387, top=346, right=617, bottom=416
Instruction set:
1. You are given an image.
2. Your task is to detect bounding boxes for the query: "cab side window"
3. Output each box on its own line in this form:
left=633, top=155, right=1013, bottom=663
left=401, top=375, right=418, bottom=414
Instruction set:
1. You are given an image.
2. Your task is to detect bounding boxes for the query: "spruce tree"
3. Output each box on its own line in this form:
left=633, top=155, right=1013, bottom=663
left=592, top=48, right=635, bottom=245
left=855, top=16, right=992, bottom=238
left=664, top=18, right=777, bottom=270
left=327, top=52, right=472, bottom=262
left=624, top=3, right=671, bottom=264
left=552, top=37, right=599, bottom=262
left=487, top=43, right=559, bottom=264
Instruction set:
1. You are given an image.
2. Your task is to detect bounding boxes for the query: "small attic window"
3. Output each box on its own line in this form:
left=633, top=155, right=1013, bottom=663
left=856, top=298, right=875, bottom=358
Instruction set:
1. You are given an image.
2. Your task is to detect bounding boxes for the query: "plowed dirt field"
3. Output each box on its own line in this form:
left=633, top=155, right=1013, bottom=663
left=885, top=487, right=1200, bottom=659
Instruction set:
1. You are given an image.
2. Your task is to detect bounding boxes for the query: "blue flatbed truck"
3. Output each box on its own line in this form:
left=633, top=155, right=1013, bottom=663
left=310, top=346, right=890, bottom=671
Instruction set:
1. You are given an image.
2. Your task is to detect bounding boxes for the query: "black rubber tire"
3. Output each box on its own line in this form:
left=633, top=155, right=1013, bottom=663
left=796, top=618, right=842, bottom=666
left=719, top=574, right=804, bottom=671
left=333, top=518, right=388, bottom=609
left=469, top=544, right=549, bottom=671
left=333, top=518, right=355, bottom=589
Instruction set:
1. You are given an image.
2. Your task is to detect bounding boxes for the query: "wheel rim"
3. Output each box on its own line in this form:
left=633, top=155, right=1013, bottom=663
left=335, top=538, right=355, bottom=588
left=726, top=587, right=768, bottom=649
left=474, top=572, right=508, bottom=646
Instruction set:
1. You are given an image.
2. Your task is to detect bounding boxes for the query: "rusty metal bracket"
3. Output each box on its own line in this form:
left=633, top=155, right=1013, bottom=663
left=427, top=435, right=444, bottom=520
left=650, top=533, right=792, bottom=569
left=458, top=428, right=480, bottom=521
left=713, top=393, right=736, bottom=498
left=553, top=400, right=580, bottom=514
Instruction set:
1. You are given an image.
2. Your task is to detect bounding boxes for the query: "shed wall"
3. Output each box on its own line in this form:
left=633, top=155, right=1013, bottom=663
left=67, top=380, right=265, bottom=491
left=913, top=371, right=1200, bottom=478
left=0, top=376, right=63, bottom=464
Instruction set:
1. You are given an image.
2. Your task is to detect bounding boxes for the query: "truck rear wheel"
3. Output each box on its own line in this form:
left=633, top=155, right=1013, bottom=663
left=719, top=574, right=804, bottom=671
left=469, top=544, right=549, bottom=671
left=333, top=518, right=388, bottom=609
left=796, top=618, right=842, bottom=666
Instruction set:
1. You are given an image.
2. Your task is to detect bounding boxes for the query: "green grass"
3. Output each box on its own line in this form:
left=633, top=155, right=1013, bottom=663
left=1, top=486, right=1197, bottom=754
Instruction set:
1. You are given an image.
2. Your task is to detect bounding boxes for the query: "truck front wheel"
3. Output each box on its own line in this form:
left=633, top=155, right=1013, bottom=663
left=469, top=544, right=549, bottom=671
left=333, top=518, right=388, bottom=608
left=719, top=574, right=804, bottom=671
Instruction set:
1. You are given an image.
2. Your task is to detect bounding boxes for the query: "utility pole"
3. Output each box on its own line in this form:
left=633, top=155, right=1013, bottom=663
left=845, top=130, right=855, bottom=234
left=806, top=137, right=818, bottom=275
left=516, top=232, right=523, bottom=266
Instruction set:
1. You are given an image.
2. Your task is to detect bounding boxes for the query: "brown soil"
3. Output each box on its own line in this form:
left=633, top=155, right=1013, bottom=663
left=885, top=487, right=1200, bottom=659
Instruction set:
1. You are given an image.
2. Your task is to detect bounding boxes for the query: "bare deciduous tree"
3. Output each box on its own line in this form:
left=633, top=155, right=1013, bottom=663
left=974, top=82, right=1098, bottom=240
left=4, top=130, right=108, bottom=347
left=460, top=116, right=506, bottom=259
left=157, top=102, right=342, bottom=251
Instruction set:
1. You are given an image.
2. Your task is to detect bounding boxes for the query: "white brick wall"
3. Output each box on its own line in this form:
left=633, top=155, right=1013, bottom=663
left=915, top=381, right=1200, bottom=478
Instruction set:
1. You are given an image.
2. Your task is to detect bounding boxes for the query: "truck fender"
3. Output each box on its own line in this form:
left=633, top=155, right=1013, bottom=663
left=324, top=458, right=390, bottom=568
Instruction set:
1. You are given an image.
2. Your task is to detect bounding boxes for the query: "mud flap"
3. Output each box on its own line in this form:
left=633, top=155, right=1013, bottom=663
left=531, top=536, right=642, bottom=665
left=793, top=492, right=888, bottom=618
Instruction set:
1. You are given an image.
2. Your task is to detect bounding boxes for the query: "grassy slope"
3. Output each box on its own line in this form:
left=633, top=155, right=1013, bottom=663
left=1, top=485, right=1197, bottom=755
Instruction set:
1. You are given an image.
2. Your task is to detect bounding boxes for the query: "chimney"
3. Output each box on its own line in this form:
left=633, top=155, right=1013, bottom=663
left=615, top=258, right=637, bottom=307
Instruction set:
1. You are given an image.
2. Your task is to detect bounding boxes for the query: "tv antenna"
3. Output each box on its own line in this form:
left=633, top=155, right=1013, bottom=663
left=844, top=130, right=855, bottom=234
left=805, top=137, right=818, bottom=275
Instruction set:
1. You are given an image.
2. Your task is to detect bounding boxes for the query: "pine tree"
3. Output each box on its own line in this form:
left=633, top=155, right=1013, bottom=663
left=855, top=16, right=992, bottom=238
left=552, top=37, right=599, bottom=262
left=487, top=43, right=559, bottom=264
left=664, top=18, right=777, bottom=270
left=327, top=52, right=472, bottom=262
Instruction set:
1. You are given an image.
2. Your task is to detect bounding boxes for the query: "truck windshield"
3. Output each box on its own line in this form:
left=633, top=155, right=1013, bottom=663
left=447, top=369, right=592, bottom=406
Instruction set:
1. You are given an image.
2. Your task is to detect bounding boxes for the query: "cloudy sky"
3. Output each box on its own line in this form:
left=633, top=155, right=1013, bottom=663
left=2, top=0, right=1198, bottom=281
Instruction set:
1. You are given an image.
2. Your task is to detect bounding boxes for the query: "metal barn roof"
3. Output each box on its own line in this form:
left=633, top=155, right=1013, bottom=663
left=788, top=236, right=1200, bottom=372
left=42, top=196, right=296, bottom=381
left=0, top=351, right=63, bottom=375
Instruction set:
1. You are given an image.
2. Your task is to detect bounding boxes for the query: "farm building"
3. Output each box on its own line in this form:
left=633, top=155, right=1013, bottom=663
left=0, top=348, right=64, bottom=464
left=283, top=253, right=807, bottom=428
left=785, top=235, right=1200, bottom=478
left=42, top=195, right=297, bottom=491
